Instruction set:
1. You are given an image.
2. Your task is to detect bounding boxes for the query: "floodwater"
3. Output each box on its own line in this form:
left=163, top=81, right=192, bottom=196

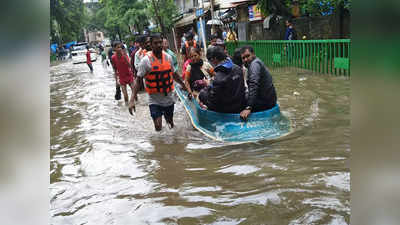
left=50, top=59, right=350, bottom=225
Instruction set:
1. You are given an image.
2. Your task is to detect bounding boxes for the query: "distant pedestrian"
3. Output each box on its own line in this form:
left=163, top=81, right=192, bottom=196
left=284, top=19, right=297, bottom=40
left=111, top=42, right=135, bottom=105
left=128, top=40, right=135, bottom=56
left=86, top=45, right=94, bottom=73
left=284, top=19, right=297, bottom=62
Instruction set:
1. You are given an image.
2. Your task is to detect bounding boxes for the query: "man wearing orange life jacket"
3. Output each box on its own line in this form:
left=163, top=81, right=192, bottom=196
left=181, top=32, right=200, bottom=62
left=129, top=33, right=188, bottom=131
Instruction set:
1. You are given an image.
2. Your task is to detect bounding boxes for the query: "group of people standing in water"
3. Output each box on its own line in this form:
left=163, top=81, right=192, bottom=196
left=106, top=31, right=277, bottom=131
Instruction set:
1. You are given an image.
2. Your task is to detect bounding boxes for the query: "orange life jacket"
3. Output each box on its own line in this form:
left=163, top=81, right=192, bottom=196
left=185, top=40, right=197, bottom=49
left=184, top=40, right=197, bottom=58
left=145, top=52, right=174, bottom=96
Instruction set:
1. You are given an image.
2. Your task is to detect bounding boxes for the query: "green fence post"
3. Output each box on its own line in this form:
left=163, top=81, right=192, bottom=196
left=348, top=40, right=351, bottom=76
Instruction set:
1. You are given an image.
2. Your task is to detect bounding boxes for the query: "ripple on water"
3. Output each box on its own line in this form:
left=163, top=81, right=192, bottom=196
left=50, top=62, right=350, bottom=224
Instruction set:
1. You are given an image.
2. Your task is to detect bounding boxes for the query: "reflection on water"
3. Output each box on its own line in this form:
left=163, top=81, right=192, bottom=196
left=50, top=60, right=350, bottom=224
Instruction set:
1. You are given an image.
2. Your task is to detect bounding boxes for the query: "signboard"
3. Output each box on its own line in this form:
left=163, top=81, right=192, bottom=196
left=197, top=20, right=206, bottom=43
left=248, top=5, right=262, bottom=21
left=196, top=8, right=204, bottom=17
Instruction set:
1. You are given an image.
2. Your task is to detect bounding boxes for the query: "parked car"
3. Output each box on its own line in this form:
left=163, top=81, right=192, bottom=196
left=71, top=42, right=97, bottom=64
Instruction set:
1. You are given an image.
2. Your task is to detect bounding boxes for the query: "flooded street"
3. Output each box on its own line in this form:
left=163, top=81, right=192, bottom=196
left=50, top=59, right=350, bottom=225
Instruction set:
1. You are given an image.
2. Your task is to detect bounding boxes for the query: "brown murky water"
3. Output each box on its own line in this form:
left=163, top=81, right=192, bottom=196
left=50, top=59, right=350, bottom=225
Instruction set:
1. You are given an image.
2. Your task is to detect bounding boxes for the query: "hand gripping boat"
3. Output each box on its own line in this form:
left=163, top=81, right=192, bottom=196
left=175, top=86, right=292, bottom=142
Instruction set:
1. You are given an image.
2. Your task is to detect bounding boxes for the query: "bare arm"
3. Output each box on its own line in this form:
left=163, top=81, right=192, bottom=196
left=111, top=59, right=119, bottom=85
left=184, top=75, right=193, bottom=95
left=173, top=72, right=187, bottom=92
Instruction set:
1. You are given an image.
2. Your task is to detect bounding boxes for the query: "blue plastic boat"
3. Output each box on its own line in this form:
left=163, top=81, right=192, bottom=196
left=175, top=86, right=292, bottom=142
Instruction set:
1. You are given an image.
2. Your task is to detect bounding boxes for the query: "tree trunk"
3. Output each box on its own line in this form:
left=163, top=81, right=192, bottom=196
left=151, top=0, right=167, bottom=36
left=117, top=27, right=122, bottom=41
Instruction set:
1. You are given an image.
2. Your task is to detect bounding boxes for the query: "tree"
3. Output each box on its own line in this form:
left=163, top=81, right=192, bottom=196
left=50, top=0, right=86, bottom=43
left=145, top=0, right=179, bottom=36
left=256, top=0, right=351, bottom=18
left=123, top=1, right=149, bottom=34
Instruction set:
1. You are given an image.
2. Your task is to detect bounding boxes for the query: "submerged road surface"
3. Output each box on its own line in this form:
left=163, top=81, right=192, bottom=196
left=50, top=59, right=350, bottom=224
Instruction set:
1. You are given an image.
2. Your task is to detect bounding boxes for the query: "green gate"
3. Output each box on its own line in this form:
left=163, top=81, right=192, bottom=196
left=226, top=39, right=351, bottom=76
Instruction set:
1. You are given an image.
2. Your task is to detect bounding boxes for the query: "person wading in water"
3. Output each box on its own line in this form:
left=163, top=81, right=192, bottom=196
left=129, top=33, right=188, bottom=131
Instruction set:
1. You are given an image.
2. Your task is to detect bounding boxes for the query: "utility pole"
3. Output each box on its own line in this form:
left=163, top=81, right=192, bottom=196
left=210, top=0, right=215, bottom=33
left=198, top=0, right=207, bottom=56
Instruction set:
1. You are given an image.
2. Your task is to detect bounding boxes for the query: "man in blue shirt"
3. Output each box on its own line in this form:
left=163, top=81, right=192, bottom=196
left=284, top=19, right=297, bottom=62
left=284, top=19, right=297, bottom=40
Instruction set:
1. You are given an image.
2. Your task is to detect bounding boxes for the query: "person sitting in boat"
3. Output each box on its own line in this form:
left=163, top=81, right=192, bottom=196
left=239, top=45, right=277, bottom=121
left=184, top=47, right=214, bottom=98
left=198, top=46, right=246, bottom=113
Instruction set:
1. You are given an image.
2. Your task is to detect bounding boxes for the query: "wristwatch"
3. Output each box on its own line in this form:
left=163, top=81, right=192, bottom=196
left=245, top=106, right=252, bottom=111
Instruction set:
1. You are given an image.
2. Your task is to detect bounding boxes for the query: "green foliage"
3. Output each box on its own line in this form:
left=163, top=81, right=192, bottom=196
left=145, top=0, right=179, bottom=33
left=256, top=0, right=351, bottom=17
left=123, top=1, right=149, bottom=34
left=51, top=0, right=180, bottom=43
left=50, top=0, right=86, bottom=43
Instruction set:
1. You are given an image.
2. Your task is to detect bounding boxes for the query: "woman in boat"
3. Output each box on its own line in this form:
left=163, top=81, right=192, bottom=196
left=184, top=47, right=214, bottom=98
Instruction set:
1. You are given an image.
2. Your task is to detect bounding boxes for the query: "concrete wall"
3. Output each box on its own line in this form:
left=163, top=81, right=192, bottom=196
left=235, top=3, right=350, bottom=41
left=248, top=13, right=350, bottom=40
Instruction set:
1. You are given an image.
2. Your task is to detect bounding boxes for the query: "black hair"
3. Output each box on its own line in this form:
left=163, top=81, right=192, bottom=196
left=189, top=46, right=201, bottom=55
left=150, top=33, right=162, bottom=42
left=136, top=35, right=145, bottom=44
left=112, top=41, right=122, bottom=48
left=185, top=32, right=194, bottom=40
left=232, top=47, right=243, bottom=67
left=206, top=46, right=226, bottom=62
left=86, top=45, right=89, bottom=50
left=240, top=45, right=254, bottom=54
left=210, top=34, right=218, bottom=40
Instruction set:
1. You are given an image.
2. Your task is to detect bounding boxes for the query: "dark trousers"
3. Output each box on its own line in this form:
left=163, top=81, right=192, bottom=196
left=87, top=63, right=93, bottom=72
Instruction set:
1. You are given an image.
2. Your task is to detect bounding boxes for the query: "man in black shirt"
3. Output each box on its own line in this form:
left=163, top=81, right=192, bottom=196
left=239, top=45, right=277, bottom=120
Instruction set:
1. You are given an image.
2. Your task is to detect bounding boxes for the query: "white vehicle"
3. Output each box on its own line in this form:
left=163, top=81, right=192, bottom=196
left=71, top=42, right=97, bottom=64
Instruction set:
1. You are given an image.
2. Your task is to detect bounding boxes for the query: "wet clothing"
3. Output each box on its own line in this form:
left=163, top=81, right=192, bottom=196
left=101, top=51, right=107, bottom=61
left=112, top=54, right=134, bottom=85
left=149, top=104, right=174, bottom=120
left=86, top=51, right=92, bottom=64
left=107, top=48, right=114, bottom=67
left=87, top=63, right=93, bottom=72
left=246, top=57, right=277, bottom=112
left=137, top=51, right=176, bottom=107
left=144, top=52, right=174, bottom=96
left=199, top=59, right=246, bottom=113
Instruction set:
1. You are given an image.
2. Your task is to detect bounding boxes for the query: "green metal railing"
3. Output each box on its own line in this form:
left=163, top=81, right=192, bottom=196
left=226, top=39, right=351, bottom=76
